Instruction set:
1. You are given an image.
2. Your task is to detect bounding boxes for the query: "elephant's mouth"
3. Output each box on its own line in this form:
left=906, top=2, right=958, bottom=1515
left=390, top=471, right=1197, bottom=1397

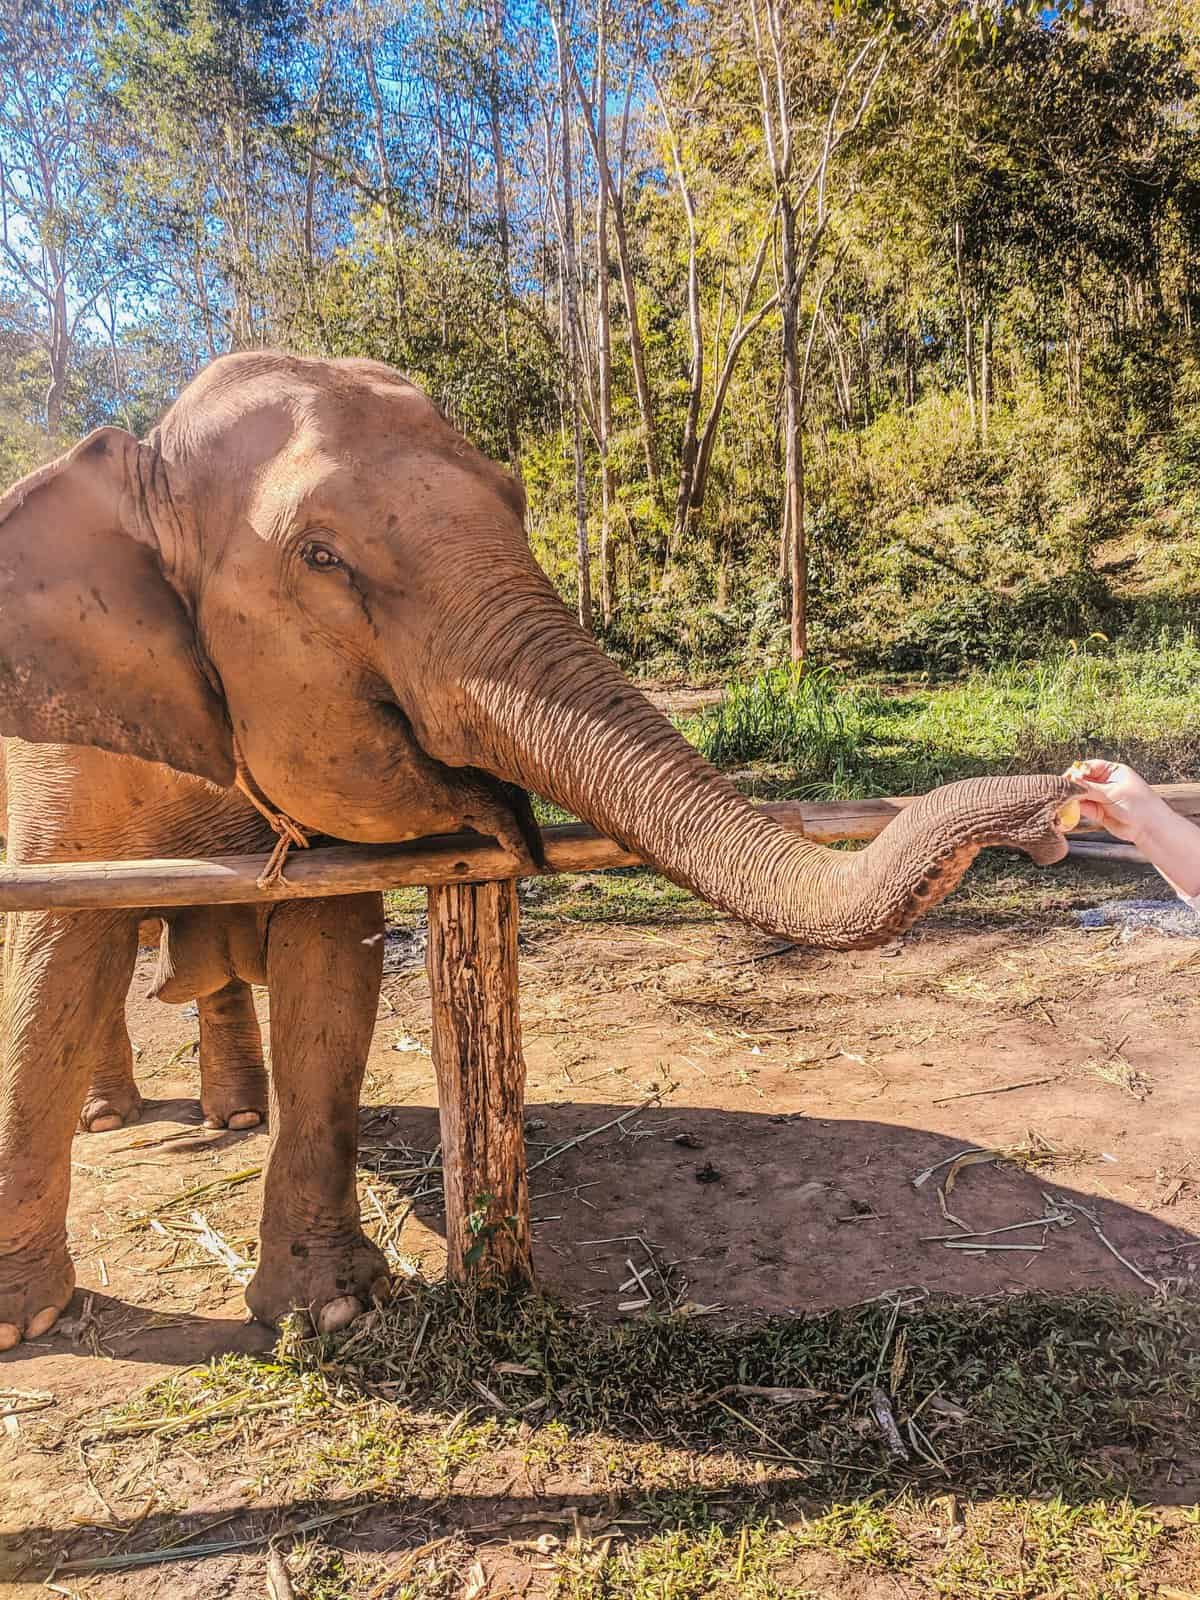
left=231, top=706, right=545, bottom=879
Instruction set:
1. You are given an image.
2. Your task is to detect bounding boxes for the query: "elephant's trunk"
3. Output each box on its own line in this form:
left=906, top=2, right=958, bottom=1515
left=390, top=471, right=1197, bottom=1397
left=408, top=570, right=1075, bottom=951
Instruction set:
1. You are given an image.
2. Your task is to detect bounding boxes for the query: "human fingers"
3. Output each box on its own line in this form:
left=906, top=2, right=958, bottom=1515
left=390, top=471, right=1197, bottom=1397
left=1065, top=758, right=1118, bottom=783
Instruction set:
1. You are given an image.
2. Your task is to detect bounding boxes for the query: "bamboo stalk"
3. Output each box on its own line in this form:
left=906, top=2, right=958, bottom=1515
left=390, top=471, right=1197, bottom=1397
left=0, top=786, right=1189, bottom=913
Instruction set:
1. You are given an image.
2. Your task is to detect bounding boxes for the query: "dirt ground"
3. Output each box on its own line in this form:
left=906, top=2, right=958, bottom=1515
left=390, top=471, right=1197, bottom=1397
left=2, top=887, right=1199, bottom=1593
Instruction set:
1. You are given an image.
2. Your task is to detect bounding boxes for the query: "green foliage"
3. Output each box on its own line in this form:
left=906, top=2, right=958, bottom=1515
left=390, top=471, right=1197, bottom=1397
left=298, top=215, right=556, bottom=467
left=3, top=0, right=1200, bottom=684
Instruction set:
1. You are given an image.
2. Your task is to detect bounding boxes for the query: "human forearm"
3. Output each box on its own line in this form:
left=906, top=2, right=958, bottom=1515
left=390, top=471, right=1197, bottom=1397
left=1132, top=803, right=1200, bottom=900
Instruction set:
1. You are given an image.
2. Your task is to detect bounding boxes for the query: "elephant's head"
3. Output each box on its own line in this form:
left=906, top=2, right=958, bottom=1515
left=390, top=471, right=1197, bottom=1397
left=0, top=350, right=1078, bottom=947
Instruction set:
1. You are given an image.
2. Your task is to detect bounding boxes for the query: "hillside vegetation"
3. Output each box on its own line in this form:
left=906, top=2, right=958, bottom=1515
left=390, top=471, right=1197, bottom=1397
left=2, top=1, right=1200, bottom=678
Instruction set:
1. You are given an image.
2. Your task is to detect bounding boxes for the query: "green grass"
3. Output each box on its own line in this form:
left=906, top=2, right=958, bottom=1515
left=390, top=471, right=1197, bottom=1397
left=78, top=1286, right=1200, bottom=1596
left=101, top=1287, right=1200, bottom=1504
left=688, top=663, right=867, bottom=780
left=686, top=636, right=1200, bottom=800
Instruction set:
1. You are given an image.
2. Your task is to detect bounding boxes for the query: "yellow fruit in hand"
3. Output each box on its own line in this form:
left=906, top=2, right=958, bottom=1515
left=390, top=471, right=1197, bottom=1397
left=1057, top=797, right=1082, bottom=831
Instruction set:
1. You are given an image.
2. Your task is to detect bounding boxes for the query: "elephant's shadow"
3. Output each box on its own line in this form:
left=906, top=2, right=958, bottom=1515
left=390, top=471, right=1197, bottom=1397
left=358, top=1100, right=1199, bottom=1316
left=16, top=1099, right=1195, bottom=1378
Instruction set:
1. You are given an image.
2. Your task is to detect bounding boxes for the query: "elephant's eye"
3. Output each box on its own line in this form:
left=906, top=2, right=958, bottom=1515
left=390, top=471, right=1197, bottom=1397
left=301, top=541, right=343, bottom=572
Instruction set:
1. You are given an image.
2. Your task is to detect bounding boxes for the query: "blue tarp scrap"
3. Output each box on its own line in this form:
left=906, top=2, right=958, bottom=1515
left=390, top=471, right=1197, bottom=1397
left=1075, top=898, right=1200, bottom=939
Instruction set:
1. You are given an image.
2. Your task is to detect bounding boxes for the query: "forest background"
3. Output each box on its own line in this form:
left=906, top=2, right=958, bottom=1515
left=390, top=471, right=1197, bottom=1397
left=3, top=0, right=1200, bottom=687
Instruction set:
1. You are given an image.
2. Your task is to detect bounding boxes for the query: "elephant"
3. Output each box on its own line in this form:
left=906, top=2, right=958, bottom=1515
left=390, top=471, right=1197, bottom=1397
left=0, top=744, right=267, bottom=1134
left=0, top=742, right=267, bottom=1132
left=0, top=350, right=1079, bottom=1352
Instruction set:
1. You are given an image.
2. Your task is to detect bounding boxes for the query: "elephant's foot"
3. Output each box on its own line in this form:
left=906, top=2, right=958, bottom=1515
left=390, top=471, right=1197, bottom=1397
left=79, top=1076, right=143, bottom=1134
left=245, top=1229, right=389, bottom=1334
left=200, top=1066, right=269, bottom=1132
left=0, top=1243, right=75, bottom=1352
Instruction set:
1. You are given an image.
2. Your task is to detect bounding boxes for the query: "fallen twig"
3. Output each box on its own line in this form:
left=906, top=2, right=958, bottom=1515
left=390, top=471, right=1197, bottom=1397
left=1045, top=1192, right=1160, bottom=1290
left=0, top=1387, right=54, bottom=1419
left=722, top=941, right=799, bottom=967
left=529, top=1096, right=659, bottom=1172
left=943, top=1241, right=1046, bottom=1251
left=189, top=1210, right=253, bottom=1284
left=111, top=1125, right=223, bottom=1154
left=48, top=1506, right=363, bottom=1576
left=131, top=1167, right=261, bottom=1226
left=870, top=1387, right=909, bottom=1461
left=932, top=1077, right=1057, bottom=1105
left=923, top=1209, right=1071, bottom=1244
left=707, top=1384, right=828, bottom=1405
left=266, top=1547, right=296, bottom=1600
left=711, top=1396, right=808, bottom=1466
left=90, top=1392, right=290, bottom=1441
left=911, top=1148, right=999, bottom=1189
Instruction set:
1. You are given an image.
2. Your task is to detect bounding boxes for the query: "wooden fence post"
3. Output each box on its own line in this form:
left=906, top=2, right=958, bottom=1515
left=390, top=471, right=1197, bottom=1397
left=426, top=877, right=534, bottom=1285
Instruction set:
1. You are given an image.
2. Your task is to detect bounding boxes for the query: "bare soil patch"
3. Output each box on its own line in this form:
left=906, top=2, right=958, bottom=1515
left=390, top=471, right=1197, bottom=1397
left=2, top=897, right=1199, bottom=1594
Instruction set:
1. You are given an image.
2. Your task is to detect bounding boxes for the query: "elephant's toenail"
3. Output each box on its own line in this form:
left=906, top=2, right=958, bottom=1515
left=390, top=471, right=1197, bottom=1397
left=25, top=1306, right=60, bottom=1339
left=369, top=1275, right=391, bottom=1306
left=228, top=1110, right=262, bottom=1130
left=0, top=1323, right=21, bottom=1352
left=88, top=1114, right=123, bottom=1133
left=317, top=1295, right=363, bottom=1335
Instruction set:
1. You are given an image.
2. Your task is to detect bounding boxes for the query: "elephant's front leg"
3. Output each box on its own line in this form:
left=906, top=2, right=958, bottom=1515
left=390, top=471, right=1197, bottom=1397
left=245, top=893, right=389, bottom=1334
left=1, top=911, right=138, bottom=1350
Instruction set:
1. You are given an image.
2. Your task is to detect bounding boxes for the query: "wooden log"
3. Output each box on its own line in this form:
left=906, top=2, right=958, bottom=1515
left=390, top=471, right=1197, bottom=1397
left=426, top=878, right=533, bottom=1286
left=1067, top=838, right=1146, bottom=864
left=0, top=784, right=1194, bottom=912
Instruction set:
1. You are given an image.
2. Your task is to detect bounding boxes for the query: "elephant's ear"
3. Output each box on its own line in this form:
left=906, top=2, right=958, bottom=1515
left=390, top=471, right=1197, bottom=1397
left=0, top=426, right=235, bottom=785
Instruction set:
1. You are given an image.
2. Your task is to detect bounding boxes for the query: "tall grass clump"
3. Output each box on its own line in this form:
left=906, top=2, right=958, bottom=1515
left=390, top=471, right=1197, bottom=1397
left=690, top=665, right=868, bottom=783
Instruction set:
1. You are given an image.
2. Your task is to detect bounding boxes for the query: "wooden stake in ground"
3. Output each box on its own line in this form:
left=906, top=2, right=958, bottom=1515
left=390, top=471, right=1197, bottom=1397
left=426, top=878, right=533, bottom=1285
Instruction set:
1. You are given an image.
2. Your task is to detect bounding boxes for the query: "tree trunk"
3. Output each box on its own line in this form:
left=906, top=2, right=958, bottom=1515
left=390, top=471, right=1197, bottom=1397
left=688, top=226, right=777, bottom=526
left=572, top=397, right=592, bottom=631
left=44, top=262, right=69, bottom=434
left=611, top=200, right=661, bottom=506
left=780, top=203, right=806, bottom=661
left=554, top=2, right=592, bottom=631
left=954, top=220, right=977, bottom=431
left=570, top=54, right=661, bottom=508
left=657, top=88, right=702, bottom=554
left=427, top=879, right=533, bottom=1285
left=362, top=42, right=403, bottom=325
left=980, top=309, right=992, bottom=445
left=302, top=51, right=332, bottom=319
left=487, top=0, right=521, bottom=472
left=594, top=0, right=617, bottom=623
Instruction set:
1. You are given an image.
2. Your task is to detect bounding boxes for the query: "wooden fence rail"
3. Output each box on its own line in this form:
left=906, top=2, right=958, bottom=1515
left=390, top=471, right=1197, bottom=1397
left=4, top=784, right=1193, bottom=1292
left=1, top=785, right=1195, bottom=913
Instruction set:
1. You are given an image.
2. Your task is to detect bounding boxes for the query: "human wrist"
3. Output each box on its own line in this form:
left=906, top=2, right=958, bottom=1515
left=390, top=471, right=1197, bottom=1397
left=1126, top=793, right=1177, bottom=853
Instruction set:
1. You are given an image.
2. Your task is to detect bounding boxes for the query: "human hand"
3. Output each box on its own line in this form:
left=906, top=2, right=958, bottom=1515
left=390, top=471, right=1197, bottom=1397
left=1063, top=759, right=1169, bottom=845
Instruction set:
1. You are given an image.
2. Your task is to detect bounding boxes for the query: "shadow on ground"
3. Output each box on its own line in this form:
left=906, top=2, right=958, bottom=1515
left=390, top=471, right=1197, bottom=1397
left=3, top=1103, right=1198, bottom=1585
